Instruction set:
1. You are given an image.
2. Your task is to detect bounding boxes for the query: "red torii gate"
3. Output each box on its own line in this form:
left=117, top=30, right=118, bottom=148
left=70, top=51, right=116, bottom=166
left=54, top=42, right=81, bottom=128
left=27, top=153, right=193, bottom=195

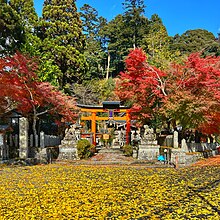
left=77, top=101, right=131, bottom=145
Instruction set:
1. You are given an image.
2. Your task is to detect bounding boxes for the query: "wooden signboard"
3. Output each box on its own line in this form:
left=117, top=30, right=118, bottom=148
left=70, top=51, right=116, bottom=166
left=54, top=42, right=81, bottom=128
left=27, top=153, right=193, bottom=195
left=103, top=134, right=110, bottom=140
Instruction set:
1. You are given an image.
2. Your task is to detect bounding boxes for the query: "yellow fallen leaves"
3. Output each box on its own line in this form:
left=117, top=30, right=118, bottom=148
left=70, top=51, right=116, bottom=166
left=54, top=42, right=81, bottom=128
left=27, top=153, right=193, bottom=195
left=0, top=165, right=219, bottom=219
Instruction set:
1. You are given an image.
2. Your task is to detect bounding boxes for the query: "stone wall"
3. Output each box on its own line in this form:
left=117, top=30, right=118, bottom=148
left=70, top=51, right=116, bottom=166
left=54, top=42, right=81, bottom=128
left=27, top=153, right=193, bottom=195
left=137, top=129, right=219, bottom=165
left=170, top=149, right=204, bottom=166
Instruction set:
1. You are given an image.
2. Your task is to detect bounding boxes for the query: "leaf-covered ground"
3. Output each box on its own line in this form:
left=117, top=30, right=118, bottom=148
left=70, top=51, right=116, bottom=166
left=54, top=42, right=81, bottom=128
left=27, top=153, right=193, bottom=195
left=192, top=155, right=220, bottom=167
left=0, top=164, right=219, bottom=219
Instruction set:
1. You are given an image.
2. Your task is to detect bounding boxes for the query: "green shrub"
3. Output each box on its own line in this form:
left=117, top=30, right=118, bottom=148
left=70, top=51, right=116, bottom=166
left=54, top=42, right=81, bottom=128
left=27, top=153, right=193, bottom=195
left=77, top=139, right=96, bottom=159
left=123, top=144, right=133, bottom=157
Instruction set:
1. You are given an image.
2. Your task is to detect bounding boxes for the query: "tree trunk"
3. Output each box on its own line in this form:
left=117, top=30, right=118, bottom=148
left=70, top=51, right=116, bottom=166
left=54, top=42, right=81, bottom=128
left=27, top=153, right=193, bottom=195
left=106, top=52, right=110, bottom=80
left=32, top=107, right=38, bottom=157
left=133, top=34, right=136, bottom=50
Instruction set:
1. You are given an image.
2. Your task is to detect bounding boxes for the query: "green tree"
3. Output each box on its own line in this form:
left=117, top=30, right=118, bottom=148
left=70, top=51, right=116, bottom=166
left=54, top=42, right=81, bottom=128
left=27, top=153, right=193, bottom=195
left=102, top=14, right=127, bottom=77
left=9, top=0, right=38, bottom=29
left=40, top=0, right=87, bottom=90
left=80, top=4, right=108, bottom=80
left=0, top=0, right=40, bottom=56
left=122, top=0, right=146, bottom=49
left=74, top=78, right=116, bottom=105
left=0, top=0, right=24, bottom=55
left=170, top=29, right=217, bottom=55
left=37, top=59, right=62, bottom=87
left=9, top=0, right=41, bottom=57
left=201, top=33, right=220, bottom=57
left=142, top=14, right=182, bottom=70
left=103, top=7, right=149, bottom=77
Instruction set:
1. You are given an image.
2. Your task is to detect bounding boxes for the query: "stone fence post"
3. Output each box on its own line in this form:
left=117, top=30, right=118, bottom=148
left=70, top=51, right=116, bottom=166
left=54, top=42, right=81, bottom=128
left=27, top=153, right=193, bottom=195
left=40, top=131, right=45, bottom=148
left=173, top=131, right=179, bottom=148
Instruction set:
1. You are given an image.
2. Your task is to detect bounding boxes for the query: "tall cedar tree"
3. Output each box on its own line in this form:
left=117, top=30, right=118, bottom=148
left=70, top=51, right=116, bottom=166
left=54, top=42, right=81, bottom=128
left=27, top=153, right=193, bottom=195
left=8, top=0, right=41, bottom=57
left=142, top=14, right=182, bottom=70
left=40, top=0, right=87, bottom=89
left=122, top=0, right=146, bottom=49
left=9, top=0, right=38, bottom=29
left=80, top=4, right=107, bottom=80
left=0, top=0, right=25, bottom=55
left=103, top=0, right=148, bottom=77
left=116, top=49, right=220, bottom=134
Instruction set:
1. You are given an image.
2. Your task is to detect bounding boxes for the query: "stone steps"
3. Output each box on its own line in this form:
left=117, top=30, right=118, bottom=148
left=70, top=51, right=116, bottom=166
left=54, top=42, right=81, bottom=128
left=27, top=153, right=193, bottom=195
left=97, top=147, right=124, bottom=154
left=74, top=146, right=135, bottom=165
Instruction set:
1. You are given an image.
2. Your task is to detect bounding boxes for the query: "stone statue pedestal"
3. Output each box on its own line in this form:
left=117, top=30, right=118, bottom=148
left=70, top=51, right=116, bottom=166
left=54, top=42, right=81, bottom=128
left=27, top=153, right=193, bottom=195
left=138, top=144, right=160, bottom=160
left=58, top=145, right=78, bottom=160
left=137, top=125, right=160, bottom=160
left=57, top=124, right=80, bottom=160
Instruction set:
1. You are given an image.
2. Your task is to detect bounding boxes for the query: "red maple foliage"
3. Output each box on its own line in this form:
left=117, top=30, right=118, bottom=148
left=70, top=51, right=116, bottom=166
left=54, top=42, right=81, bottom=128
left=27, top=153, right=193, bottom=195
left=0, top=52, right=78, bottom=124
left=165, top=53, right=220, bottom=134
left=116, top=48, right=167, bottom=124
left=116, top=49, right=220, bottom=134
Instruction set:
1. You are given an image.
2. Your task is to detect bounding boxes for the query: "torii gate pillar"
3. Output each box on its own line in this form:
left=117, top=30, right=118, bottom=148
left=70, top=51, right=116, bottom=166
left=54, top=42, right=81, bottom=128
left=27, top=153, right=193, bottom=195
left=126, top=110, right=131, bottom=144
left=91, top=112, right=96, bottom=145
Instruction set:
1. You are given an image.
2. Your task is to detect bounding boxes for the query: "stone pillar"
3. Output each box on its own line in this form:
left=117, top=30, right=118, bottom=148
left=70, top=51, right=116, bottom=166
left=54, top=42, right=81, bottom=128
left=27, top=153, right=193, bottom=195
left=40, top=131, right=45, bottom=148
left=131, top=131, right=135, bottom=142
left=3, top=145, right=9, bottom=160
left=0, top=134, right=4, bottom=160
left=35, top=134, right=39, bottom=148
left=165, top=135, right=173, bottom=147
left=19, top=117, right=29, bottom=159
left=30, top=134, right=33, bottom=147
left=133, top=147, right=138, bottom=159
left=173, top=131, right=179, bottom=148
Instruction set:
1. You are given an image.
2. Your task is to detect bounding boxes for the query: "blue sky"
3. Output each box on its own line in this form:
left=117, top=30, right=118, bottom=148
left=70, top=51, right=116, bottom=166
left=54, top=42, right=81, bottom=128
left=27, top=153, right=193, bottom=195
left=34, top=0, right=220, bottom=37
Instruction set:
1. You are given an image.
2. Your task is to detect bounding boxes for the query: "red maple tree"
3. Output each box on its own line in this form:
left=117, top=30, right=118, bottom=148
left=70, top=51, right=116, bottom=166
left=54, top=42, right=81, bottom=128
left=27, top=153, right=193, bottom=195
left=163, top=53, right=220, bottom=134
left=116, top=49, right=220, bottom=134
left=116, top=48, right=167, bottom=124
left=0, top=52, right=78, bottom=144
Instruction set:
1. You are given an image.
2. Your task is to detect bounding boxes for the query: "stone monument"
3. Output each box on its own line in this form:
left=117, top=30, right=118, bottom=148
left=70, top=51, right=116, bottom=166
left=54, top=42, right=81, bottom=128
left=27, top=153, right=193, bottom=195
left=57, top=124, right=80, bottom=160
left=19, top=117, right=29, bottom=159
left=138, top=125, right=160, bottom=160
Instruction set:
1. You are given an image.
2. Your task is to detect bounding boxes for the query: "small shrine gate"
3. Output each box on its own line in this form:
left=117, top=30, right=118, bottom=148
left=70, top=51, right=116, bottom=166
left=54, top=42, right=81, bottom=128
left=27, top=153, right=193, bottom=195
left=77, top=101, right=131, bottom=145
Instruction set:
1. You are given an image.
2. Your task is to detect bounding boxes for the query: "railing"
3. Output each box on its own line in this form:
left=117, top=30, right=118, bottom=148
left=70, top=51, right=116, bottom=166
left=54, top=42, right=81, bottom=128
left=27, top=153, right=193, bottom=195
left=30, top=132, right=61, bottom=148
left=5, top=132, right=61, bottom=149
